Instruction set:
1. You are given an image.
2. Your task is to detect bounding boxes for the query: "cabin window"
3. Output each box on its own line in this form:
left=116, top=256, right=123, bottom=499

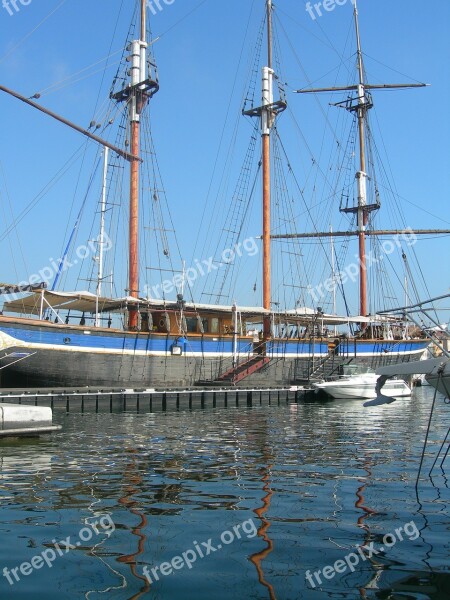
left=202, top=319, right=209, bottom=333
left=210, top=318, right=219, bottom=334
left=185, top=317, right=198, bottom=333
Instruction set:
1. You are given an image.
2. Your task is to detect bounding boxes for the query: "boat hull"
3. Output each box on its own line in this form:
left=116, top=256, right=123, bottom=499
left=313, top=379, right=411, bottom=400
left=0, top=317, right=429, bottom=389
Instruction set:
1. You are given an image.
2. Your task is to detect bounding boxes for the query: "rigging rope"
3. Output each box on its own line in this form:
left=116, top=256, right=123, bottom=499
left=0, top=0, right=67, bottom=65
left=0, top=145, right=88, bottom=243
left=0, top=162, right=28, bottom=280
left=203, top=122, right=260, bottom=304
left=191, top=0, right=258, bottom=272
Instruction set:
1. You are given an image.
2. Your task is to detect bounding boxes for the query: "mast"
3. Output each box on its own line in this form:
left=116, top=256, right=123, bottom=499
left=262, top=0, right=273, bottom=331
left=95, top=146, right=109, bottom=327
left=294, top=0, right=428, bottom=320
left=98, top=147, right=109, bottom=300
left=243, top=0, right=286, bottom=336
left=353, top=0, right=369, bottom=319
left=330, top=225, right=337, bottom=334
left=128, top=0, right=146, bottom=329
left=111, top=0, right=159, bottom=330
left=0, top=1, right=158, bottom=330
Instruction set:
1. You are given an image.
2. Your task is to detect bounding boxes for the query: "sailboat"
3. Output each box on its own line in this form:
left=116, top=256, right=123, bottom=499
left=0, top=1, right=443, bottom=389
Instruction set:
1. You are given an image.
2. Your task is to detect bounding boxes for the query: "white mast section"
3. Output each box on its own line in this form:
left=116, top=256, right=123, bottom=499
left=262, top=58, right=275, bottom=135
left=95, top=146, right=109, bottom=327
left=330, top=225, right=337, bottom=335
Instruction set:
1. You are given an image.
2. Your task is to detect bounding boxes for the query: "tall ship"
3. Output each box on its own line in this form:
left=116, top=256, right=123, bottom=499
left=0, top=0, right=445, bottom=389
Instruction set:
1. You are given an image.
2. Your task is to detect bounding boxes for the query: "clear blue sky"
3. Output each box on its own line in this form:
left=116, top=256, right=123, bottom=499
left=0, top=0, right=449, bottom=316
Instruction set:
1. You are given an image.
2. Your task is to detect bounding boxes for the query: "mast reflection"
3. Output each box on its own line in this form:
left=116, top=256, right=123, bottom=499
left=249, top=464, right=277, bottom=600
left=117, top=449, right=151, bottom=600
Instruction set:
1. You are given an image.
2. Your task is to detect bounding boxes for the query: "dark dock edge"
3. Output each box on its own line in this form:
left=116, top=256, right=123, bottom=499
left=0, top=386, right=319, bottom=413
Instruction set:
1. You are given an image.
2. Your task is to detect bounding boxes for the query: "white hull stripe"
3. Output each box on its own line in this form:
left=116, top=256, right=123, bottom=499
left=1, top=332, right=426, bottom=359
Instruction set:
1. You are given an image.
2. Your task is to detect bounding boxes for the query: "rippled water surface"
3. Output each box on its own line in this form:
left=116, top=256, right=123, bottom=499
left=0, top=388, right=449, bottom=599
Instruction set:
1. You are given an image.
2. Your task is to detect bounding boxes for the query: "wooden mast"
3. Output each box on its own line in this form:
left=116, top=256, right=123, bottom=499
left=1, top=0, right=159, bottom=331
left=109, top=1, right=159, bottom=329
left=127, top=0, right=146, bottom=329
left=112, top=0, right=159, bottom=330
left=295, top=0, right=428, bottom=320
left=262, top=0, right=273, bottom=335
left=242, top=0, right=285, bottom=334
left=354, top=0, right=368, bottom=319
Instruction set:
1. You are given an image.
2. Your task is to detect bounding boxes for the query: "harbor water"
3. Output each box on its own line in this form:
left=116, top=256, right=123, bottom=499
left=0, top=388, right=449, bottom=599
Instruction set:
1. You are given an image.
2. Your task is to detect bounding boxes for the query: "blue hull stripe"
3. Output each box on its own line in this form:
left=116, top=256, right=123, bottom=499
left=0, top=324, right=428, bottom=357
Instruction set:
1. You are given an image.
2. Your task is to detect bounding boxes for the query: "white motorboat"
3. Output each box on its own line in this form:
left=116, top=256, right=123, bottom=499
left=312, top=372, right=411, bottom=400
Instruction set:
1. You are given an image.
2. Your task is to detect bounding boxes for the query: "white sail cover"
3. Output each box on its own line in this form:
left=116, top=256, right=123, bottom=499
left=3, top=291, right=140, bottom=315
left=3, top=291, right=398, bottom=325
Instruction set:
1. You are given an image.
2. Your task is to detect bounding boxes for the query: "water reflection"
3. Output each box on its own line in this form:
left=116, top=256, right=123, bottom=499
left=116, top=449, right=150, bottom=600
left=249, top=463, right=276, bottom=600
left=0, top=389, right=448, bottom=599
left=355, top=457, right=384, bottom=598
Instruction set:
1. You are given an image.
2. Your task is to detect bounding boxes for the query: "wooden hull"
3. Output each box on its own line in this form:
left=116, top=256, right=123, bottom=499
left=0, top=317, right=429, bottom=389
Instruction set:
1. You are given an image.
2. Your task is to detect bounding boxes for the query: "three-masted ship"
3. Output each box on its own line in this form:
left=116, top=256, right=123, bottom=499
left=0, top=0, right=439, bottom=388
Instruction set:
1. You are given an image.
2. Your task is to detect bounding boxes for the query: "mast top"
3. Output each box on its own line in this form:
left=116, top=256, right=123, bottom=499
left=353, top=0, right=364, bottom=87
left=267, top=0, right=273, bottom=70
left=140, top=0, right=147, bottom=43
left=242, top=0, right=286, bottom=120
left=110, top=0, right=159, bottom=106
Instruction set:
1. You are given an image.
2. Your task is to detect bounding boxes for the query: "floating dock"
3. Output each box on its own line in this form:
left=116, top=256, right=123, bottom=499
left=0, top=386, right=315, bottom=414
